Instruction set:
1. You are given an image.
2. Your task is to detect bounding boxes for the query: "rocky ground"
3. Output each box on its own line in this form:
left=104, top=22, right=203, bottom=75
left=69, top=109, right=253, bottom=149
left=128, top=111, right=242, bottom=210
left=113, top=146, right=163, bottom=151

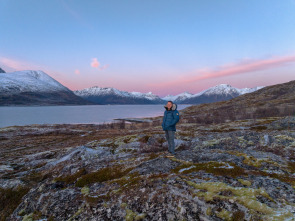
left=1, top=116, right=295, bottom=221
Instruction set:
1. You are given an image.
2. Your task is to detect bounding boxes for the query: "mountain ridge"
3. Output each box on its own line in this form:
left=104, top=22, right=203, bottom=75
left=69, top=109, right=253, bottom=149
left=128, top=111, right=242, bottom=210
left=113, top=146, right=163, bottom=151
left=162, top=84, right=264, bottom=103
left=73, top=86, right=164, bottom=104
left=0, top=70, right=94, bottom=106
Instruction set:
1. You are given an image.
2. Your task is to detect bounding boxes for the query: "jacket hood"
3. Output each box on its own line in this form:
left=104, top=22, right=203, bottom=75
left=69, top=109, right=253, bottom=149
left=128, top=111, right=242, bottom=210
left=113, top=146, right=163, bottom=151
left=164, top=103, right=177, bottom=111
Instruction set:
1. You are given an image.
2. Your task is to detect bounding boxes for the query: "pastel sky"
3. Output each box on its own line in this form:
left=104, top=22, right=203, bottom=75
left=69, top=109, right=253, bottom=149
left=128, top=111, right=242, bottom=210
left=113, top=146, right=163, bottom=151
left=1, top=0, right=295, bottom=97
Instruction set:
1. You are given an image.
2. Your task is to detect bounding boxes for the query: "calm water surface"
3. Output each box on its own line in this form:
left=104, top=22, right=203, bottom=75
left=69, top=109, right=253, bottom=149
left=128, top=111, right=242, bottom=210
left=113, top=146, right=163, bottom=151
left=0, top=104, right=192, bottom=128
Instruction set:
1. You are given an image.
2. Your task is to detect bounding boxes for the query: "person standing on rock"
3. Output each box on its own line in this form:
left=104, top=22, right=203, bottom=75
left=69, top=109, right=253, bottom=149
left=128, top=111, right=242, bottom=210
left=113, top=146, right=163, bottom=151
left=162, top=101, right=180, bottom=157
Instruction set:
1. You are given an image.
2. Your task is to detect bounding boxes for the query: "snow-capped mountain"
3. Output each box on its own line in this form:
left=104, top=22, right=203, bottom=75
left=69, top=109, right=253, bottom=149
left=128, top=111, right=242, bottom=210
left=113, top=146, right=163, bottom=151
left=74, top=86, right=130, bottom=97
left=198, top=84, right=241, bottom=97
left=0, top=70, right=94, bottom=106
left=161, top=84, right=264, bottom=104
left=162, top=92, right=194, bottom=102
left=237, top=86, right=265, bottom=95
left=0, top=70, right=71, bottom=94
left=193, top=84, right=264, bottom=98
left=129, top=91, right=161, bottom=101
left=74, top=86, right=164, bottom=104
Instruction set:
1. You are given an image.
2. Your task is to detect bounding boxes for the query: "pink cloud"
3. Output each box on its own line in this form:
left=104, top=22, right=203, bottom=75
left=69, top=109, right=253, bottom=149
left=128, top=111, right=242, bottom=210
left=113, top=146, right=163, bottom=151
left=90, top=58, right=109, bottom=71
left=149, top=54, right=295, bottom=88
left=91, top=58, right=100, bottom=68
left=194, top=55, right=295, bottom=81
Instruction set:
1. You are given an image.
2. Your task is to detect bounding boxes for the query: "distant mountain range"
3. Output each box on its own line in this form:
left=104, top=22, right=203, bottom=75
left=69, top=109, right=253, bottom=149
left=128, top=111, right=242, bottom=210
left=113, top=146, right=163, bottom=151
left=73, top=86, right=164, bottom=104
left=74, top=84, right=264, bottom=105
left=0, top=68, right=264, bottom=106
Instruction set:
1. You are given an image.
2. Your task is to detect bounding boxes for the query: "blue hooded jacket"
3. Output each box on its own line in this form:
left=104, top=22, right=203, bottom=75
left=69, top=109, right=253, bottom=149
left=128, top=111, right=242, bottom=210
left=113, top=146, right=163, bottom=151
left=161, top=103, right=180, bottom=131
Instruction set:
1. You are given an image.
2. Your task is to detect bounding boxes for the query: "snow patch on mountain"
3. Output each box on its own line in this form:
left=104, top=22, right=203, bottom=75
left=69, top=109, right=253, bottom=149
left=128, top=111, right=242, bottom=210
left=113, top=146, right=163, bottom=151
left=161, top=84, right=264, bottom=102
left=74, top=86, right=162, bottom=101
left=0, top=70, right=71, bottom=94
left=199, top=84, right=239, bottom=96
left=162, top=92, right=194, bottom=101
left=237, top=86, right=265, bottom=95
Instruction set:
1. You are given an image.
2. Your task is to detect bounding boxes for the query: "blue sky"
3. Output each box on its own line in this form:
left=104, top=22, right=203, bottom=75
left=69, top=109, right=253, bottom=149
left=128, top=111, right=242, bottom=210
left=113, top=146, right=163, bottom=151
left=1, top=0, right=295, bottom=96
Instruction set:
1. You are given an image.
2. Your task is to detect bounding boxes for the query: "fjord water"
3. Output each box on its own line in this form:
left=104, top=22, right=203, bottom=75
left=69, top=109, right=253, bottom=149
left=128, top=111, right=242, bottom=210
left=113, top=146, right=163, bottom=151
left=0, top=104, right=192, bottom=128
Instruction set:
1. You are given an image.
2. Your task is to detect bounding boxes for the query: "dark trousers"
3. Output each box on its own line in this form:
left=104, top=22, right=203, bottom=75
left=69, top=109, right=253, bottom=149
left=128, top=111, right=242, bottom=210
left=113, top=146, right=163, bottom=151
left=165, top=130, right=175, bottom=154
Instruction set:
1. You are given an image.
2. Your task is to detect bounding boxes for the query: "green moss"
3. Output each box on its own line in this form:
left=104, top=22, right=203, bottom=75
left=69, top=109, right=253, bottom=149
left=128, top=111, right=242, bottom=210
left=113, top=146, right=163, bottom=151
left=274, top=135, right=295, bottom=141
left=0, top=186, right=30, bottom=221
left=135, top=213, right=146, bottom=220
left=255, top=118, right=279, bottom=125
left=114, top=134, right=139, bottom=144
left=98, top=134, right=139, bottom=153
left=185, top=181, right=292, bottom=219
left=271, top=211, right=294, bottom=221
left=237, top=136, right=249, bottom=147
left=125, top=208, right=146, bottom=221
left=109, top=171, right=142, bottom=190
left=202, top=137, right=232, bottom=147
left=125, top=209, right=137, bottom=221
left=202, top=139, right=221, bottom=147
left=75, top=165, right=134, bottom=187
left=67, top=204, right=84, bottom=221
left=22, top=213, right=33, bottom=221
left=247, top=140, right=255, bottom=145
left=171, top=161, right=247, bottom=178
left=108, top=172, right=168, bottom=200
left=238, top=179, right=251, bottom=186
left=216, top=209, right=232, bottom=221
left=18, top=209, right=26, bottom=216
left=262, top=171, right=295, bottom=186
left=227, top=151, right=263, bottom=168
left=20, top=211, right=42, bottom=221
left=120, top=203, right=127, bottom=208
left=250, top=126, right=268, bottom=131
left=206, top=207, right=212, bottom=216
left=55, top=168, right=87, bottom=184
left=81, top=186, right=90, bottom=195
